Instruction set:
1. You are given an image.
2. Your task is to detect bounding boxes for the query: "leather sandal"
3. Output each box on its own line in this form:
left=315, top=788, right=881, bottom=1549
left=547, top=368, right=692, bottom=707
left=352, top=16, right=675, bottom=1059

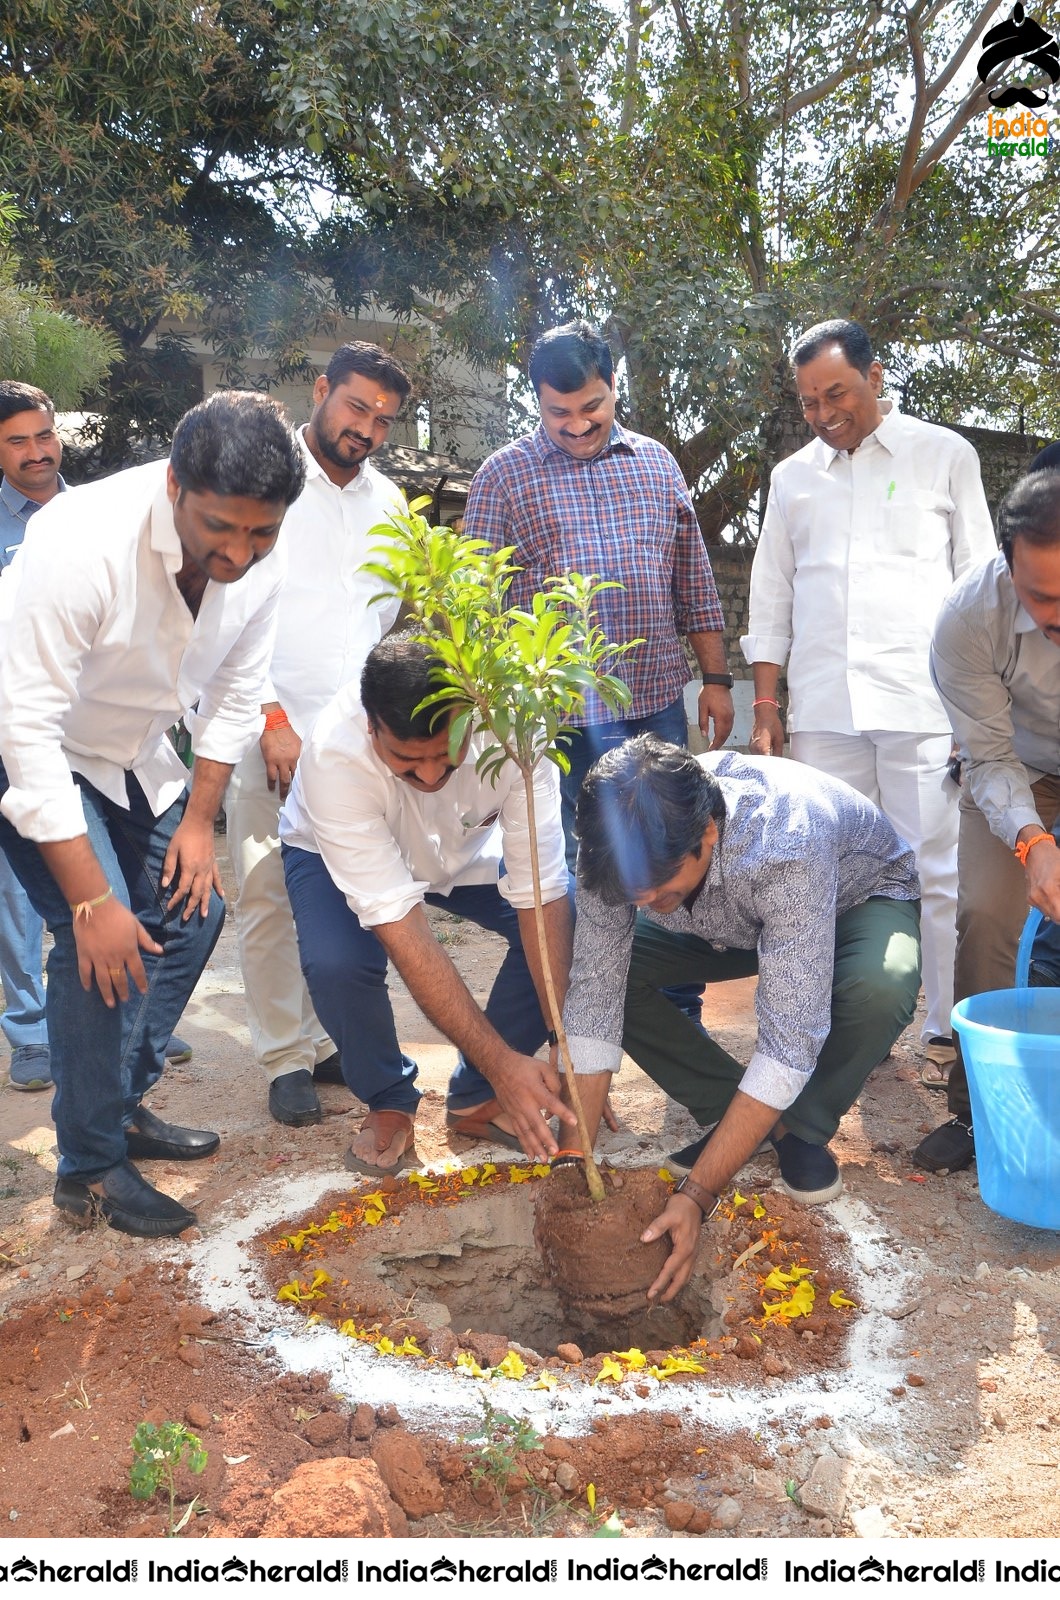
left=445, top=1097, right=523, bottom=1152
left=344, top=1109, right=419, bottom=1177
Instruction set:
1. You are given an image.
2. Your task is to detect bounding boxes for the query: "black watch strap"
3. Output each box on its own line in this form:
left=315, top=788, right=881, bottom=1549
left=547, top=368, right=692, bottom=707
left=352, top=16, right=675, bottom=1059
left=701, top=672, right=734, bottom=688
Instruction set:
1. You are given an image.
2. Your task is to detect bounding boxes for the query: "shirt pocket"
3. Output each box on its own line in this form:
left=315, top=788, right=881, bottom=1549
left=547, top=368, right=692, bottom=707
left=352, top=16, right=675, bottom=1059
left=880, top=488, right=953, bottom=564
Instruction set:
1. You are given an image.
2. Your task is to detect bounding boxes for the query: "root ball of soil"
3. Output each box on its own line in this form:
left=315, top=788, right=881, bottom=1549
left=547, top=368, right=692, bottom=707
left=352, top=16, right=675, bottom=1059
left=534, top=1166, right=672, bottom=1317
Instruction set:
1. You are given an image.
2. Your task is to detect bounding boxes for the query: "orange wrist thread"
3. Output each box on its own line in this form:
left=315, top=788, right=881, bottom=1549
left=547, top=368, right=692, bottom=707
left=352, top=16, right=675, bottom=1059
left=1015, top=831, right=1053, bottom=866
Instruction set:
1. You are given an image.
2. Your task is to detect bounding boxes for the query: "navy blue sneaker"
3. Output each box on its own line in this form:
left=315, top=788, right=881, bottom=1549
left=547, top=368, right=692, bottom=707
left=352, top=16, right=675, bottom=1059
left=164, top=1034, right=193, bottom=1064
left=668, top=1123, right=773, bottom=1172
left=771, top=1131, right=843, bottom=1204
left=9, top=1044, right=53, bottom=1091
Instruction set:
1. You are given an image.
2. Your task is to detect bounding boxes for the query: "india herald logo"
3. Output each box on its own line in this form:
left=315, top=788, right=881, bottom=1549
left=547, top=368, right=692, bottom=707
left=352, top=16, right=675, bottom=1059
left=978, top=3, right=1060, bottom=107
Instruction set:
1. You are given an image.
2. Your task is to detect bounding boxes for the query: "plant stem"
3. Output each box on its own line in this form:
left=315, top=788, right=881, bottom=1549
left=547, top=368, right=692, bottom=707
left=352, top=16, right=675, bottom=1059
left=522, top=762, right=606, bottom=1204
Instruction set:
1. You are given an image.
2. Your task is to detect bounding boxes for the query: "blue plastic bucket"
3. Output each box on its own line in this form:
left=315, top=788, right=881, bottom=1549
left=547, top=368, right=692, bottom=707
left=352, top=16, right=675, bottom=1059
left=951, top=984, right=1060, bottom=1229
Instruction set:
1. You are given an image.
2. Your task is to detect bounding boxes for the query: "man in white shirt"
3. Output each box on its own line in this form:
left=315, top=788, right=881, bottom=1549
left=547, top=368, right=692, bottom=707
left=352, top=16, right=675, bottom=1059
left=225, top=342, right=411, bottom=1131
left=742, top=319, right=995, bottom=1080
left=279, top=632, right=577, bottom=1175
left=0, top=392, right=305, bottom=1238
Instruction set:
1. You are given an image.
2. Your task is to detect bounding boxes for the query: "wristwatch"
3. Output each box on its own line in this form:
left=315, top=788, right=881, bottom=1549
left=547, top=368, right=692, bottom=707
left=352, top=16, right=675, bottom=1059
left=701, top=672, right=734, bottom=688
left=674, top=1174, right=722, bottom=1220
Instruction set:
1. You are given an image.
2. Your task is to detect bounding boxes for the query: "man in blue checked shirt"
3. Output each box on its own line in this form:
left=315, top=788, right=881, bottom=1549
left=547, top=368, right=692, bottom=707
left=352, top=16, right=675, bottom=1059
left=0, top=382, right=67, bottom=1092
left=462, top=321, right=734, bottom=872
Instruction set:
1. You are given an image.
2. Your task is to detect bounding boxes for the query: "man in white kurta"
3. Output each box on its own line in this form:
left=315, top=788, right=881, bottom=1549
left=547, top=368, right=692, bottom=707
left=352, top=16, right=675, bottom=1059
left=741, top=319, right=996, bottom=1072
left=225, top=342, right=410, bottom=1129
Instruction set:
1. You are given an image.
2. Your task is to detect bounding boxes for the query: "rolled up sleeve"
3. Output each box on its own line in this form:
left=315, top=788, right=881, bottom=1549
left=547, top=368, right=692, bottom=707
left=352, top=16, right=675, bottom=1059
left=183, top=562, right=284, bottom=767
left=930, top=607, right=1040, bottom=846
left=496, top=757, right=567, bottom=909
left=0, top=544, right=107, bottom=841
left=741, top=479, right=796, bottom=667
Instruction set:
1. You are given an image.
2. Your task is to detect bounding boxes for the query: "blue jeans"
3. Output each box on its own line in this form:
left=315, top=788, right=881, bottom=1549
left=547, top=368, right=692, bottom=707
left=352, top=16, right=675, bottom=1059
left=0, top=850, right=47, bottom=1048
left=559, top=696, right=690, bottom=873
left=0, top=764, right=225, bottom=1181
left=282, top=844, right=551, bottom=1115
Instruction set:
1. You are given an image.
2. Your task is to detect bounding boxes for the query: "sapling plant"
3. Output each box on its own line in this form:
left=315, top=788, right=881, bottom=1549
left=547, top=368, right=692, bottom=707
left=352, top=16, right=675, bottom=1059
left=366, top=502, right=639, bottom=1203
left=128, top=1420, right=207, bottom=1536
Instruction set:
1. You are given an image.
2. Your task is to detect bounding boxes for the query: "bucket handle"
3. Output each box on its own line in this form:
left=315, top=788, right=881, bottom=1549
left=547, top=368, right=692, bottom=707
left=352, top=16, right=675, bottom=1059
left=1015, top=907, right=1045, bottom=987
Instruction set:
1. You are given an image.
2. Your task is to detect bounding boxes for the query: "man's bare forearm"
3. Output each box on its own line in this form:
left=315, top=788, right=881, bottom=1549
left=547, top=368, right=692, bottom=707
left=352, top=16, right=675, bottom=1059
left=374, top=904, right=517, bottom=1076
left=517, top=894, right=573, bottom=1031
left=183, top=756, right=234, bottom=826
left=686, top=1090, right=780, bottom=1198
left=39, top=835, right=110, bottom=906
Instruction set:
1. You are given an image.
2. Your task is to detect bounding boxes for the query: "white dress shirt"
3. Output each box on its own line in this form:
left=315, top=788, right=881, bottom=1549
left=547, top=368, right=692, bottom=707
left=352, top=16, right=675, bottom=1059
left=279, top=680, right=569, bottom=927
left=0, top=460, right=285, bottom=842
left=741, top=405, right=996, bottom=734
left=262, top=430, right=406, bottom=734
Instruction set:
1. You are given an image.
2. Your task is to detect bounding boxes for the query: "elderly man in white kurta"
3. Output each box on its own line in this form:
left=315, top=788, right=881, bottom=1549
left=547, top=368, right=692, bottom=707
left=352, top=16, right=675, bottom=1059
left=225, top=342, right=411, bottom=1131
left=741, top=319, right=996, bottom=1079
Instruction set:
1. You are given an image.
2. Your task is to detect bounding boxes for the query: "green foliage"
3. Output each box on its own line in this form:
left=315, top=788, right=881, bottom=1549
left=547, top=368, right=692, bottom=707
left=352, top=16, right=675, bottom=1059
left=128, top=1421, right=207, bottom=1537
left=364, top=500, right=637, bottom=782
left=3, top=1, right=1056, bottom=496
left=0, top=194, right=117, bottom=407
left=460, top=1400, right=541, bottom=1494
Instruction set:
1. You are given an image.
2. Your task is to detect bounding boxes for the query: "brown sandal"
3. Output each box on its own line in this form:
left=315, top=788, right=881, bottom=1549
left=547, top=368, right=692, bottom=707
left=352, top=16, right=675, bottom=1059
left=344, top=1109, right=419, bottom=1177
left=445, top=1097, right=523, bottom=1152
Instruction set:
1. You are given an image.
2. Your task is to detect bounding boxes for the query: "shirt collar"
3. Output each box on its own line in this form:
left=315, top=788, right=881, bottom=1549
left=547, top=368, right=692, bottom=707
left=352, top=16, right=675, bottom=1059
left=530, top=419, right=638, bottom=465
left=296, top=424, right=373, bottom=492
left=0, top=473, right=67, bottom=518
left=149, top=465, right=184, bottom=567
left=817, top=397, right=898, bottom=466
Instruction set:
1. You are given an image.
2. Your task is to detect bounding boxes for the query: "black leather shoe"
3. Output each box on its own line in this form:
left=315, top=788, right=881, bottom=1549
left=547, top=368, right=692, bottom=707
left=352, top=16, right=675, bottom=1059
left=54, top=1160, right=196, bottom=1237
left=913, top=1117, right=975, bottom=1173
left=313, top=1053, right=345, bottom=1085
left=269, top=1069, right=322, bottom=1127
left=124, top=1105, right=220, bottom=1161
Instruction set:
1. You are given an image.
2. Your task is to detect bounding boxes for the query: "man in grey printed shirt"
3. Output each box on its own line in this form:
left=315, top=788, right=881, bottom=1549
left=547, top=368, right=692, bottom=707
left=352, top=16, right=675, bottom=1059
left=561, top=735, right=922, bottom=1302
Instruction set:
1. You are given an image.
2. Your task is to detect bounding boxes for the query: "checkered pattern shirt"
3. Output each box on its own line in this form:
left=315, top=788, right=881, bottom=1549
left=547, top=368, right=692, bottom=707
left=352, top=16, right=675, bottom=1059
left=462, top=423, right=725, bottom=725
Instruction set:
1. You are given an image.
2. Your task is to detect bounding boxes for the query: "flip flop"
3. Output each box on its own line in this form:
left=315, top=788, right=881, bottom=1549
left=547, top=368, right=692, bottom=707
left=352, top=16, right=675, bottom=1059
left=343, top=1109, right=420, bottom=1177
left=445, top=1097, right=523, bottom=1152
left=919, top=1060, right=951, bottom=1091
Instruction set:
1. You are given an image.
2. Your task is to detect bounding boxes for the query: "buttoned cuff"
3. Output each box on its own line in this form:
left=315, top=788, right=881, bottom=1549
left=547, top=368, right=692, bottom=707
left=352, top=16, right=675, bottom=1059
left=183, top=706, right=265, bottom=767
left=740, top=633, right=791, bottom=666
left=739, top=1050, right=807, bottom=1111
left=566, top=1035, right=624, bottom=1075
left=1003, top=806, right=1051, bottom=850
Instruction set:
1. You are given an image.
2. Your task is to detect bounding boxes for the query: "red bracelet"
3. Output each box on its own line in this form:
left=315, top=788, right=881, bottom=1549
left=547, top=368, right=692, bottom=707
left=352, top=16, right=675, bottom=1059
left=752, top=697, right=779, bottom=710
left=263, top=708, right=290, bottom=731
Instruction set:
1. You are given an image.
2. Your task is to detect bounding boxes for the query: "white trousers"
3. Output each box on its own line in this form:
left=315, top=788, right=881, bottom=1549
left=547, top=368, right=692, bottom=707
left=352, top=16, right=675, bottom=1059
left=790, top=729, right=958, bottom=1042
left=227, top=744, right=333, bottom=1081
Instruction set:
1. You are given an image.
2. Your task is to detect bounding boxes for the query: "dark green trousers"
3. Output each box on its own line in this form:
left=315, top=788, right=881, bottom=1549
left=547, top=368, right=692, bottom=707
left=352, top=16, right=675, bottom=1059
left=622, top=897, right=922, bottom=1146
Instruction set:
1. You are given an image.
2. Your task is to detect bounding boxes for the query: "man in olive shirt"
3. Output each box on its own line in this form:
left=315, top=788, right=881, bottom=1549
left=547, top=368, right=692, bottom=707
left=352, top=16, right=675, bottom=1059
left=915, top=468, right=1060, bottom=1173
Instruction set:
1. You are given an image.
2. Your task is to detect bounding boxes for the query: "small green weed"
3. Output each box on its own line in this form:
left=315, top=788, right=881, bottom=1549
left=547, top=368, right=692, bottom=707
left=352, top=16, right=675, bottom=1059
left=460, top=1400, right=541, bottom=1494
left=128, top=1421, right=207, bottom=1536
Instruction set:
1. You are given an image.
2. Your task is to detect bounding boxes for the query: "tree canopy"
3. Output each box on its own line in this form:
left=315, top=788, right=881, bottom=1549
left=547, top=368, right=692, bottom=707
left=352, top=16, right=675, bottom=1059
left=3, top=1, right=1056, bottom=520
left=0, top=193, right=117, bottom=408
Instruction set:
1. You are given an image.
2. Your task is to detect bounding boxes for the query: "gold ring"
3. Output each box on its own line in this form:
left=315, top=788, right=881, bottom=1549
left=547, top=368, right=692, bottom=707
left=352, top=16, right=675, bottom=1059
left=107, top=967, right=122, bottom=977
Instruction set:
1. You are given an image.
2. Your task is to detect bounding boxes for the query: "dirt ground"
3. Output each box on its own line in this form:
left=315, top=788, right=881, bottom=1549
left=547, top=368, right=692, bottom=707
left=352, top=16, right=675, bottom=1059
left=1, top=836, right=1059, bottom=1542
